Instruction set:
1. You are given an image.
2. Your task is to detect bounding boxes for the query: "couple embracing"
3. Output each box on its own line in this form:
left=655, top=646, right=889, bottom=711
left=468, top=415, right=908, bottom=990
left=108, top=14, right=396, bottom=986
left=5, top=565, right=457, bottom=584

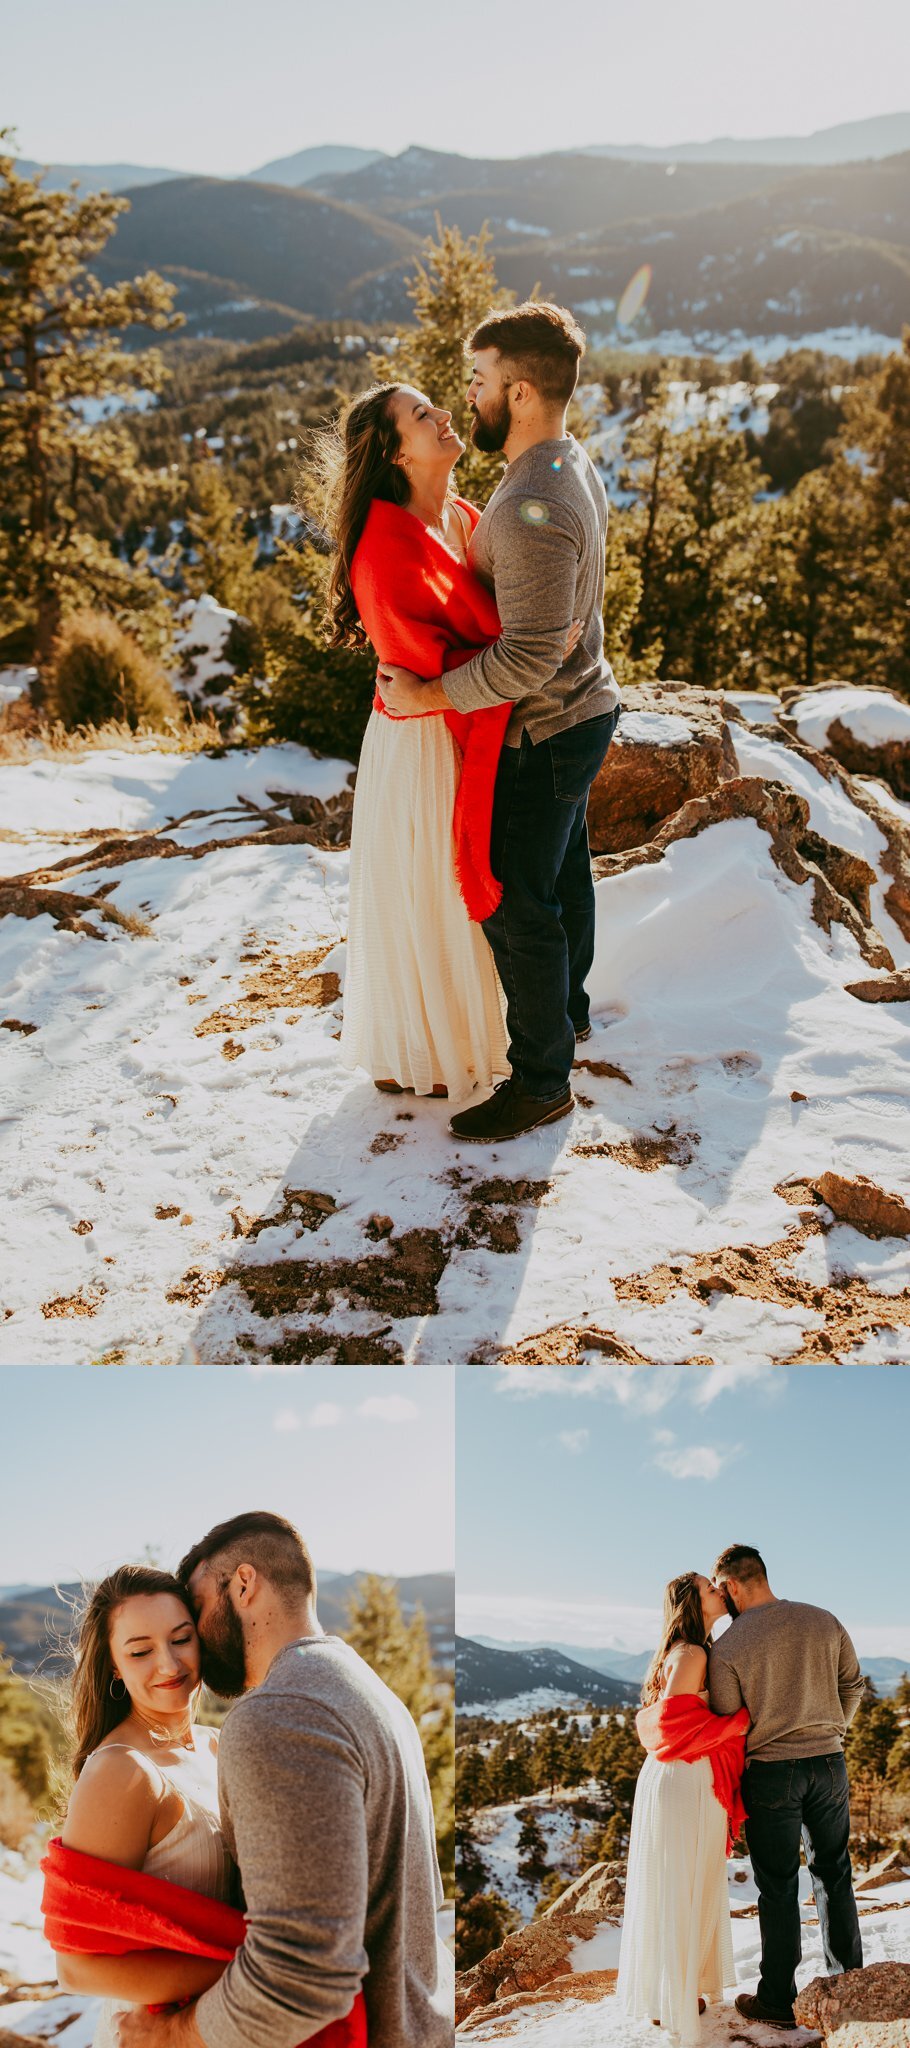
left=320, top=300, right=620, bottom=1144
left=617, top=1544, right=866, bottom=2043
left=42, top=1511, right=452, bottom=2048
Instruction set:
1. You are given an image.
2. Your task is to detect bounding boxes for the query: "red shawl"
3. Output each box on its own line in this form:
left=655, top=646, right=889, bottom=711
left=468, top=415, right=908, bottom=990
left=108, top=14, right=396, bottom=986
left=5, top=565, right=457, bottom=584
left=41, top=1838, right=367, bottom=2045
left=351, top=495, right=510, bottom=922
left=635, top=1697, right=749, bottom=1853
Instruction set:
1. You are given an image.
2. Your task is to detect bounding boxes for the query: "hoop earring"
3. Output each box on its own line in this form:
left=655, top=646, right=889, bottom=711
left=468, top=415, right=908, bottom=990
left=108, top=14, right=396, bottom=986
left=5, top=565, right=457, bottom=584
left=110, top=1675, right=126, bottom=1701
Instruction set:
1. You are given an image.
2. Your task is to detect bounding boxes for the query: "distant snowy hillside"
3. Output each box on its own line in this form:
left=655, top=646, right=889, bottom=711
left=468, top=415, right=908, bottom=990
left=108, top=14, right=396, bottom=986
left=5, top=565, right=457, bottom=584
left=456, top=1638, right=637, bottom=1713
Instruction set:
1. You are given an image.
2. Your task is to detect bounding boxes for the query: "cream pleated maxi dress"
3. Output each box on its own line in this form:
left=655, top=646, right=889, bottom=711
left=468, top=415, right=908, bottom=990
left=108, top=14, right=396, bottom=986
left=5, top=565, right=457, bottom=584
left=616, top=1693, right=735, bottom=2045
left=341, top=706, right=509, bottom=1099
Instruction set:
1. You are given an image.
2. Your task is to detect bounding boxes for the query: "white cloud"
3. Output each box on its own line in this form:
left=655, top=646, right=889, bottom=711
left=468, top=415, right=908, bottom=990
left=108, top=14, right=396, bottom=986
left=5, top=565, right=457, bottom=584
left=273, top=1408, right=301, bottom=1433
left=308, top=1402, right=344, bottom=1429
left=654, top=1443, right=740, bottom=1481
left=358, top=1395, right=419, bottom=1424
left=558, top=1429, right=590, bottom=1454
left=653, top=1427, right=675, bottom=1446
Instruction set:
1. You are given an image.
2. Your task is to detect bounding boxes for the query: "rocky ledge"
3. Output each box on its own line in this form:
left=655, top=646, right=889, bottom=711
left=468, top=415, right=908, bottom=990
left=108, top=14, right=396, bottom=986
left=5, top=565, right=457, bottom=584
left=794, top=1960, right=910, bottom=2045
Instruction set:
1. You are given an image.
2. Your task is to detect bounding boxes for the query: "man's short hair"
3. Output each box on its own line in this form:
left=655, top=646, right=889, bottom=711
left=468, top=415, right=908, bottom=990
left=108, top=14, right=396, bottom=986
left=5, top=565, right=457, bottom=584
left=178, top=1511, right=316, bottom=1604
left=469, top=301, right=585, bottom=406
left=713, top=1544, right=768, bottom=1585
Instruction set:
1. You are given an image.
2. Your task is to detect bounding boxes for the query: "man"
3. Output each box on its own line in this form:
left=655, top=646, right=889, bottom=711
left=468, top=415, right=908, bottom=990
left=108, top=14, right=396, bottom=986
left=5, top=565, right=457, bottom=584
left=379, top=301, right=620, bottom=1143
left=709, top=1544, right=866, bottom=2032
left=116, top=1511, right=452, bottom=2048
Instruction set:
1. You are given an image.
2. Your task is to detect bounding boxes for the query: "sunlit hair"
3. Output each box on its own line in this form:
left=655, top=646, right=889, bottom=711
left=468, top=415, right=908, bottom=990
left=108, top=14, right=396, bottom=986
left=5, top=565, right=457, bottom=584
left=177, top=1510, right=316, bottom=1609
left=305, top=382, right=410, bottom=648
left=640, top=1572, right=708, bottom=1706
left=713, top=1544, right=768, bottom=1587
left=469, top=300, right=585, bottom=406
left=69, top=1565, right=195, bottom=1780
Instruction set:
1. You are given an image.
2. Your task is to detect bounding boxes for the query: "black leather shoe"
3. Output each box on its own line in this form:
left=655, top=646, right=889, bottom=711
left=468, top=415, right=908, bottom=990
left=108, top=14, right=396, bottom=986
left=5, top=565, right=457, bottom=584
left=575, top=1023, right=592, bottom=1043
left=734, top=1992, right=797, bottom=2029
left=449, top=1078, right=574, bottom=1144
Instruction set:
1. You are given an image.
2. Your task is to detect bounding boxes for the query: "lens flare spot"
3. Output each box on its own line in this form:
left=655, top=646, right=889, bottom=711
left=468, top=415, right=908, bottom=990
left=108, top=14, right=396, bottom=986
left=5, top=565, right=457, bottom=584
left=551, top=456, right=563, bottom=470
left=617, top=263, right=652, bottom=329
left=519, top=499, right=550, bottom=525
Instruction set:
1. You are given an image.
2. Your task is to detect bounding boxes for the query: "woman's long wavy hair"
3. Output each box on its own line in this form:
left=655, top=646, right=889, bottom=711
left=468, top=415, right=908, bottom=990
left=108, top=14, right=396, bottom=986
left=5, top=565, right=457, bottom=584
left=640, top=1572, right=708, bottom=1706
left=307, top=382, right=411, bottom=649
left=69, top=1564, right=196, bottom=1781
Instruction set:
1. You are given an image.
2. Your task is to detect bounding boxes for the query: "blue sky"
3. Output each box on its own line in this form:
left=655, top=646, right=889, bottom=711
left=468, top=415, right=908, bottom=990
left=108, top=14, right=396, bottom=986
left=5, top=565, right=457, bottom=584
left=456, top=1366, right=910, bottom=1657
left=0, top=1367, right=453, bottom=1583
left=3, top=0, right=908, bottom=174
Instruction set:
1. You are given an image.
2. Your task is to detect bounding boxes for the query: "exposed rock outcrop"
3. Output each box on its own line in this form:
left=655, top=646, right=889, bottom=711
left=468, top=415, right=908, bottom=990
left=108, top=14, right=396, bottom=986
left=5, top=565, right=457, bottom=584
left=779, top=681, right=910, bottom=801
left=588, top=682, right=739, bottom=852
left=455, top=1910, right=612, bottom=2026
left=592, top=774, right=894, bottom=969
left=794, top=1960, right=910, bottom=2045
left=542, top=1861, right=625, bottom=1918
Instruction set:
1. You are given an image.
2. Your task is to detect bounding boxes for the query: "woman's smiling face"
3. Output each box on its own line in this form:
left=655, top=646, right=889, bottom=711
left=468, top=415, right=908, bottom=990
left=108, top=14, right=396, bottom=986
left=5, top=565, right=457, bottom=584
left=108, top=1591, right=201, bottom=1717
left=392, top=386, right=464, bottom=482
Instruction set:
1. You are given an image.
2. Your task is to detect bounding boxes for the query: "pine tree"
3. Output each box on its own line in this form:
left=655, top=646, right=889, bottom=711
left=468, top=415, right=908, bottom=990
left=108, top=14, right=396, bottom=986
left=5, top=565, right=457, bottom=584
left=532, top=1722, right=566, bottom=1796
left=0, top=137, right=181, bottom=663
left=185, top=462, right=260, bottom=616
left=516, top=1804, right=549, bottom=1882
left=344, top=1576, right=453, bottom=1884
left=370, top=220, right=514, bottom=506
left=455, top=1890, right=518, bottom=1971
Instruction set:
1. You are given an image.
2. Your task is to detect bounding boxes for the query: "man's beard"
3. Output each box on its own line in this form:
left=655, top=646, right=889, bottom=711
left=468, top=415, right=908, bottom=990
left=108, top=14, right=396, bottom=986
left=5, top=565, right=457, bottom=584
left=470, top=389, right=511, bottom=453
left=723, top=1589, right=739, bottom=1619
left=199, top=1591, right=248, bottom=1698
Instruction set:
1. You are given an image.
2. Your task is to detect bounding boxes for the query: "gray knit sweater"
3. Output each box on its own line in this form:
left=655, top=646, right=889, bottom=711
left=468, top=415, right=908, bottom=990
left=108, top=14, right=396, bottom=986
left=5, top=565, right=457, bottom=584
left=442, top=435, right=620, bottom=744
left=195, top=1636, right=453, bottom=2048
left=708, top=1599, right=866, bottom=1763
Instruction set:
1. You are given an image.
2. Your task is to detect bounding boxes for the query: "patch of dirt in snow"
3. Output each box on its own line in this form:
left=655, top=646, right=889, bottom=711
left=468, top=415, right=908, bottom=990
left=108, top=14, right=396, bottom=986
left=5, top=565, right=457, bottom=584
left=503, top=1206, right=910, bottom=1366
left=194, top=945, right=341, bottom=1035
left=572, top=1123, right=700, bottom=1170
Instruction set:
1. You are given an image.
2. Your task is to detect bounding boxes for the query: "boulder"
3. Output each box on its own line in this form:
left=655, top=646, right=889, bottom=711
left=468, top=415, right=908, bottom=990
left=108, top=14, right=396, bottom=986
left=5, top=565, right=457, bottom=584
left=813, top=1171, right=910, bottom=1240
left=455, top=1909, right=608, bottom=2024
left=591, top=774, right=894, bottom=970
left=779, top=682, right=910, bottom=801
left=587, top=682, right=739, bottom=852
left=794, top=1961, right=910, bottom=2045
left=543, top=1860, right=625, bottom=1918
left=457, top=1969, right=617, bottom=2032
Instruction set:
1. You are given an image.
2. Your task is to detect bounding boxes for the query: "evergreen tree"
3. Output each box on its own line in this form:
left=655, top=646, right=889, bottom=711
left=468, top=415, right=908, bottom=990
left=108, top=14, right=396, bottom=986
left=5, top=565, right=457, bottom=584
left=455, top=1890, right=518, bottom=1971
left=457, top=1743, right=491, bottom=1815
left=516, top=1805, right=549, bottom=1883
left=344, top=1576, right=453, bottom=1884
left=0, top=138, right=180, bottom=662
left=185, top=461, right=260, bottom=616
left=845, top=1693, right=901, bottom=1857
left=532, top=1722, right=566, bottom=1796
left=370, top=220, right=513, bottom=506
left=456, top=1820, right=490, bottom=1903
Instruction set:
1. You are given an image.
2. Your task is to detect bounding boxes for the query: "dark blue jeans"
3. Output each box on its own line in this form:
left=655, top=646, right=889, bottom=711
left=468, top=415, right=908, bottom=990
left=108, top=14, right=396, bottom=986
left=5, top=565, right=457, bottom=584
left=744, top=1753, right=862, bottom=2013
left=482, top=707, right=620, bottom=1100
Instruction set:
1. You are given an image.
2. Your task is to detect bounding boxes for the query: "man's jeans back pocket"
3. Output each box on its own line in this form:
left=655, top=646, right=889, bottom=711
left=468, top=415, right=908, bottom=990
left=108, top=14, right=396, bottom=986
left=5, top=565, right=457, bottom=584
left=744, top=1761, right=795, bottom=1812
left=547, top=709, right=619, bottom=804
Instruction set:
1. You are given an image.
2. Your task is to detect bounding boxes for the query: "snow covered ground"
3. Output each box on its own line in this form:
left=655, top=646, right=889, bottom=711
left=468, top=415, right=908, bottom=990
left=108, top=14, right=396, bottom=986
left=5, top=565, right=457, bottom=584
left=471, top=1788, right=599, bottom=1921
left=3, top=722, right=910, bottom=1365
left=463, top=1859, right=910, bottom=2045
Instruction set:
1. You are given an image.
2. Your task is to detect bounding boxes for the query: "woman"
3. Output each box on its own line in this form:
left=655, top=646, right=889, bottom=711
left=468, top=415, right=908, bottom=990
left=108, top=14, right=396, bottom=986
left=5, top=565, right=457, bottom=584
left=616, top=1572, right=749, bottom=2045
left=47, top=1566, right=234, bottom=2042
left=318, top=381, right=578, bottom=1101
left=43, top=1566, right=363, bottom=2048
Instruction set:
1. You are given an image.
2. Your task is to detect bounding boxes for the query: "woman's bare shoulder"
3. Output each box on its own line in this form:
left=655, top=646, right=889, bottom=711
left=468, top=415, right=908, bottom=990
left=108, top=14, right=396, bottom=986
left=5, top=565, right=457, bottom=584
left=662, top=1643, right=708, bottom=1689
